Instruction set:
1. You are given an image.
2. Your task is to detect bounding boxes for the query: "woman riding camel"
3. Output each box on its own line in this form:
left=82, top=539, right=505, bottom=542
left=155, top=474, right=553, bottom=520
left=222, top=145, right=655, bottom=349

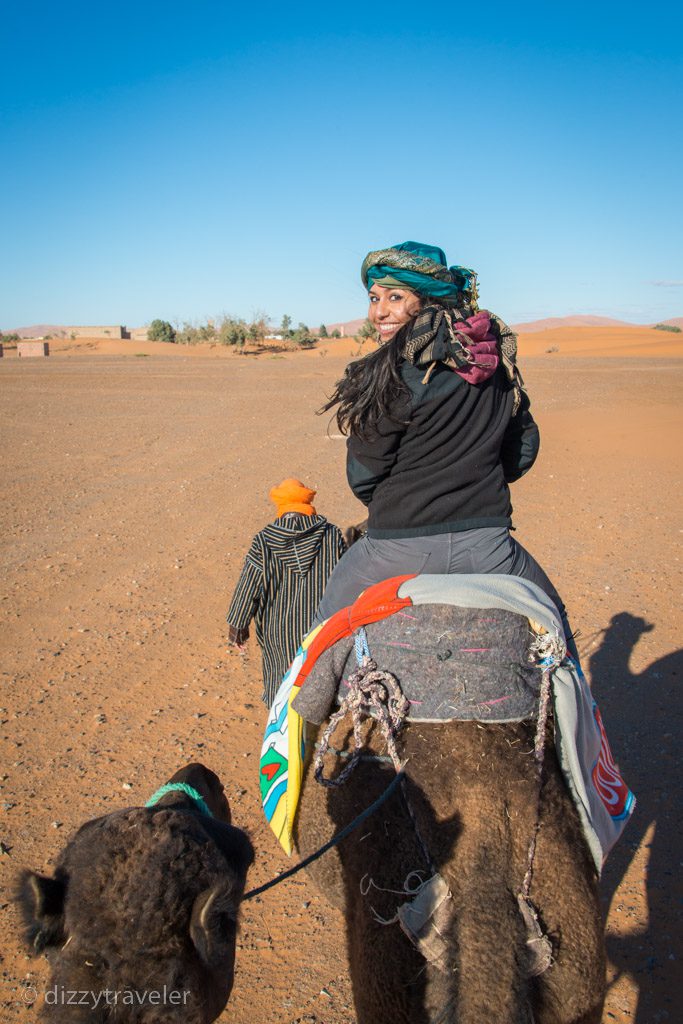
left=314, top=240, right=575, bottom=653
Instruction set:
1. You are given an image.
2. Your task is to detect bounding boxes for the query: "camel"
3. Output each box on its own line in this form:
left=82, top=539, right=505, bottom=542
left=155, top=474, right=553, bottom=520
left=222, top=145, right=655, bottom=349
left=16, top=763, right=254, bottom=1023
left=296, top=718, right=605, bottom=1024
left=289, top=585, right=610, bottom=1024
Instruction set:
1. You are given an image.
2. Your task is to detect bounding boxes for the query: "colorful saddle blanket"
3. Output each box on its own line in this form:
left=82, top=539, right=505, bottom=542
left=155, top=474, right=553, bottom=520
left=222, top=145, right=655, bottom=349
left=259, top=574, right=635, bottom=870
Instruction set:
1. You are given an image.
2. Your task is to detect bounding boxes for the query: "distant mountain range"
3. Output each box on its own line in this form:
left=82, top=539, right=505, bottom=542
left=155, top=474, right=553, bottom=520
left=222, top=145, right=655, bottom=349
left=321, top=314, right=683, bottom=335
left=3, top=324, right=71, bottom=339
left=510, top=314, right=683, bottom=333
left=5, top=315, right=682, bottom=340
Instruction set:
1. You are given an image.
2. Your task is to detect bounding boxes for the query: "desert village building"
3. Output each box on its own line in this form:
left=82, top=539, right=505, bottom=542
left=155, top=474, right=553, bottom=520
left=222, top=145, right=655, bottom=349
left=14, top=325, right=151, bottom=342
left=61, top=325, right=150, bottom=341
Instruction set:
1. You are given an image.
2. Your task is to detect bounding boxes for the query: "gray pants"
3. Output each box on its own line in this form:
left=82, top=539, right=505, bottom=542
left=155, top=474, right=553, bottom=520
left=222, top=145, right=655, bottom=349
left=313, top=527, right=576, bottom=658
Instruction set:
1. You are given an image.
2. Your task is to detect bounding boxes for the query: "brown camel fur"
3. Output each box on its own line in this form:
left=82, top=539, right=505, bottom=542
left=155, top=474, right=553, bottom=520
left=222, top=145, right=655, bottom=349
left=341, top=518, right=368, bottom=549
left=16, top=764, right=254, bottom=1023
left=296, top=717, right=606, bottom=1024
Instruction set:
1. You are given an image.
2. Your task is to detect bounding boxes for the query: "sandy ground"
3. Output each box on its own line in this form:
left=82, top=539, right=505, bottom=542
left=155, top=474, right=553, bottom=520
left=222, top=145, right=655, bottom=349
left=0, top=328, right=681, bottom=1023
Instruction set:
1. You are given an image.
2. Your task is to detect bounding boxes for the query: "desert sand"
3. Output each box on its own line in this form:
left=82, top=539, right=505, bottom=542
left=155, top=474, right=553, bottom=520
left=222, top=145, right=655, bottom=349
left=0, top=326, right=681, bottom=1023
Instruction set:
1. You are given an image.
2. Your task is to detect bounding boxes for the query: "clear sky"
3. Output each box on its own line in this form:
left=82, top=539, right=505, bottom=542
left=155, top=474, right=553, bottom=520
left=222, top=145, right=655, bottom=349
left=2, top=0, right=681, bottom=329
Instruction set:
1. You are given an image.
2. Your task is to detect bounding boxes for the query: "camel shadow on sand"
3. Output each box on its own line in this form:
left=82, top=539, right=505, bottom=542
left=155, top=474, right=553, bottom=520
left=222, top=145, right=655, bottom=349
left=587, top=612, right=681, bottom=1024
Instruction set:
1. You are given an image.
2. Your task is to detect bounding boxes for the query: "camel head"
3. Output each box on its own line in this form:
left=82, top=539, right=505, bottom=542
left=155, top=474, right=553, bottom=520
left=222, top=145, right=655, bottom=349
left=16, top=764, right=254, bottom=1023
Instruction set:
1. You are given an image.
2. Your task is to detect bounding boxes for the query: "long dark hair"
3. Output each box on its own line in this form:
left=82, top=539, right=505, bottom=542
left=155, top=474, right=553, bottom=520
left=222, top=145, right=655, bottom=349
left=319, top=327, right=411, bottom=439
left=319, top=295, right=453, bottom=438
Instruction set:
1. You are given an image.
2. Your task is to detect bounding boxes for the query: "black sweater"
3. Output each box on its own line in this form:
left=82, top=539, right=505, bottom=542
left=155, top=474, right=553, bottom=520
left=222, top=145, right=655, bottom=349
left=346, top=361, right=539, bottom=538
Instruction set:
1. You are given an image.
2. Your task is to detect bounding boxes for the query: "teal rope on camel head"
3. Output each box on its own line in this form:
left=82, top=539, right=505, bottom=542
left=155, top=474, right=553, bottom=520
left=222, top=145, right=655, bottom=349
left=145, top=782, right=213, bottom=818
left=361, top=240, right=479, bottom=309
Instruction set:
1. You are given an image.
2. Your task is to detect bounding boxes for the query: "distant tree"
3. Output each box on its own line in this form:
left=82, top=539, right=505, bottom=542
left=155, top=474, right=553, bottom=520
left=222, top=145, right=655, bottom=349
left=0, top=331, right=20, bottom=344
left=330, top=329, right=341, bottom=338
left=291, top=322, right=315, bottom=347
left=218, top=317, right=248, bottom=346
left=195, top=322, right=217, bottom=343
left=654, top=323, right=681, bottom=333
left=280, top=314, right=293, bottom=337
left=175, top=323, right=198, bottom=345
left=358, top=318, right=377, bottom=342
left=148, top=319, right=176, bottom=343
left=319, top=323, right=328, bottom=337
left=247, top=312, right=269, bottom=345
left=174, top=320, right=223, bottom=344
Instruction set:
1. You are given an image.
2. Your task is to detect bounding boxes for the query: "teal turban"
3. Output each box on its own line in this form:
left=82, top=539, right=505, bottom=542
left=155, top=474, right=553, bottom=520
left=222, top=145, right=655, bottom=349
left=361, top=240, right=478, bottom=307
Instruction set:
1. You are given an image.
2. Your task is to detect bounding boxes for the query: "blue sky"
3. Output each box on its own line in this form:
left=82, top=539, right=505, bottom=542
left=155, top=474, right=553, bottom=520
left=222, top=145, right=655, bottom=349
left=2, top=0, right=681, bottom=329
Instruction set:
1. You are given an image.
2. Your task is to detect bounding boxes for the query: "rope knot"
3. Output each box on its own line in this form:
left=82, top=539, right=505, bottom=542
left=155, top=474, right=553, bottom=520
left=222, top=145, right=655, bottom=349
left=314, top=654, right=409, bottom=787
left=349, top=655, right=410, bottom=728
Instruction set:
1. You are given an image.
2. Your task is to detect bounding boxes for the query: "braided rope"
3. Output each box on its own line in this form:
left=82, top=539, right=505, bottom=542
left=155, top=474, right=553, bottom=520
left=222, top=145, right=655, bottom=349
left=314, top=634, right=436, bottom=872
left=514, top=630, right=565, bottom=978
left=314, top=656, right=409, bottom=786
left=354, top=627, right=370, bottom=663
left=520, top=664, right=553, bottom=899
left=519, top=630, right=565, bottom=899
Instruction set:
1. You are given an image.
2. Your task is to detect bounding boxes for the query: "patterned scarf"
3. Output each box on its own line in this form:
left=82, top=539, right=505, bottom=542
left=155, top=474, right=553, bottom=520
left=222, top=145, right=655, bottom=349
left=402, top=305, right=525, bottom=410
left=402, top=305, right=498, bottom=384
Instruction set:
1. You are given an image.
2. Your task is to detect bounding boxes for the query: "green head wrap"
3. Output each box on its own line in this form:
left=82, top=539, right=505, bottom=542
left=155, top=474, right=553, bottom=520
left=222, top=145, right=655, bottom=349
left=361, top=240, right=478, bottom=309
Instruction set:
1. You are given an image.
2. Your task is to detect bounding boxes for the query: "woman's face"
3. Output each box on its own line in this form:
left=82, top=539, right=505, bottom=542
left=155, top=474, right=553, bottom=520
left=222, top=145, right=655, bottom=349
left=368, top=284, right=422, bottom=342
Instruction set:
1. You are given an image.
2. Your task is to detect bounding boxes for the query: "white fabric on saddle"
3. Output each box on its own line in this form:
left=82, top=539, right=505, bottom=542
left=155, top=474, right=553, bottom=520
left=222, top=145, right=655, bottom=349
left=397, top=574, right=565, bottom=636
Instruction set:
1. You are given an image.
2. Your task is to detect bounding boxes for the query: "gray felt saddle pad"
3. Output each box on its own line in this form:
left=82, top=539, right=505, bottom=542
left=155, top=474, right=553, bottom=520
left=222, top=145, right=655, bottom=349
left=294, top=604, right=543, bottom=724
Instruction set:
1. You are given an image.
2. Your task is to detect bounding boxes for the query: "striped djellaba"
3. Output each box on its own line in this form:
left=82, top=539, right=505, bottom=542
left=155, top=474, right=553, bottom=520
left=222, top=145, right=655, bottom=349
left=227, top=513, right=345, bottom=706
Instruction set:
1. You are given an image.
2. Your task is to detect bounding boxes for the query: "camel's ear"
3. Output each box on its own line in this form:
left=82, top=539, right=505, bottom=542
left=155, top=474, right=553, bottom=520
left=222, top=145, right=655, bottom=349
left=16, top=870, right=67, bottom=952
left=190, top=884, right=238, bottom=968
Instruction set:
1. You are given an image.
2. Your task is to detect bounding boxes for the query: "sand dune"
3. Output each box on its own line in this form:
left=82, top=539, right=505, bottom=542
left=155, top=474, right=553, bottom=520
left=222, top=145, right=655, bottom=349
left=516, top=325, right=682, bottom=359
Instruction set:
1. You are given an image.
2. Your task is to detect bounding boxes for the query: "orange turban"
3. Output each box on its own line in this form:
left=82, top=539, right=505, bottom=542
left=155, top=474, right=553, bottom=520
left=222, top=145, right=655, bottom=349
left=269, top=478, right=317, bottom=517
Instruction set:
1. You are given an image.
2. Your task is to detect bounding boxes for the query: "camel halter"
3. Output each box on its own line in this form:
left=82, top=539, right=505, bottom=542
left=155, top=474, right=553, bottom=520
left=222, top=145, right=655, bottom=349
left=145, top=782, right=213, bottom=818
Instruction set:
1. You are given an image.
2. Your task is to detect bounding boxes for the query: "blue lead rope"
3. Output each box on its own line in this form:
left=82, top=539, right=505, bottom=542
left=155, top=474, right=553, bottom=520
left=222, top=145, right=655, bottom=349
left=145, top=782, right=213, bottom=818
left=354, top=626, right=370, bottom=665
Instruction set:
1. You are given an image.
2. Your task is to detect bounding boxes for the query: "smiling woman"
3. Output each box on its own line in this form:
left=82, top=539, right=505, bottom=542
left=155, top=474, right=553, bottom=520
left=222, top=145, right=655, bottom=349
left=315, top=240, right=577, bottom=657
left=368, top=284, right=423, bottom=341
